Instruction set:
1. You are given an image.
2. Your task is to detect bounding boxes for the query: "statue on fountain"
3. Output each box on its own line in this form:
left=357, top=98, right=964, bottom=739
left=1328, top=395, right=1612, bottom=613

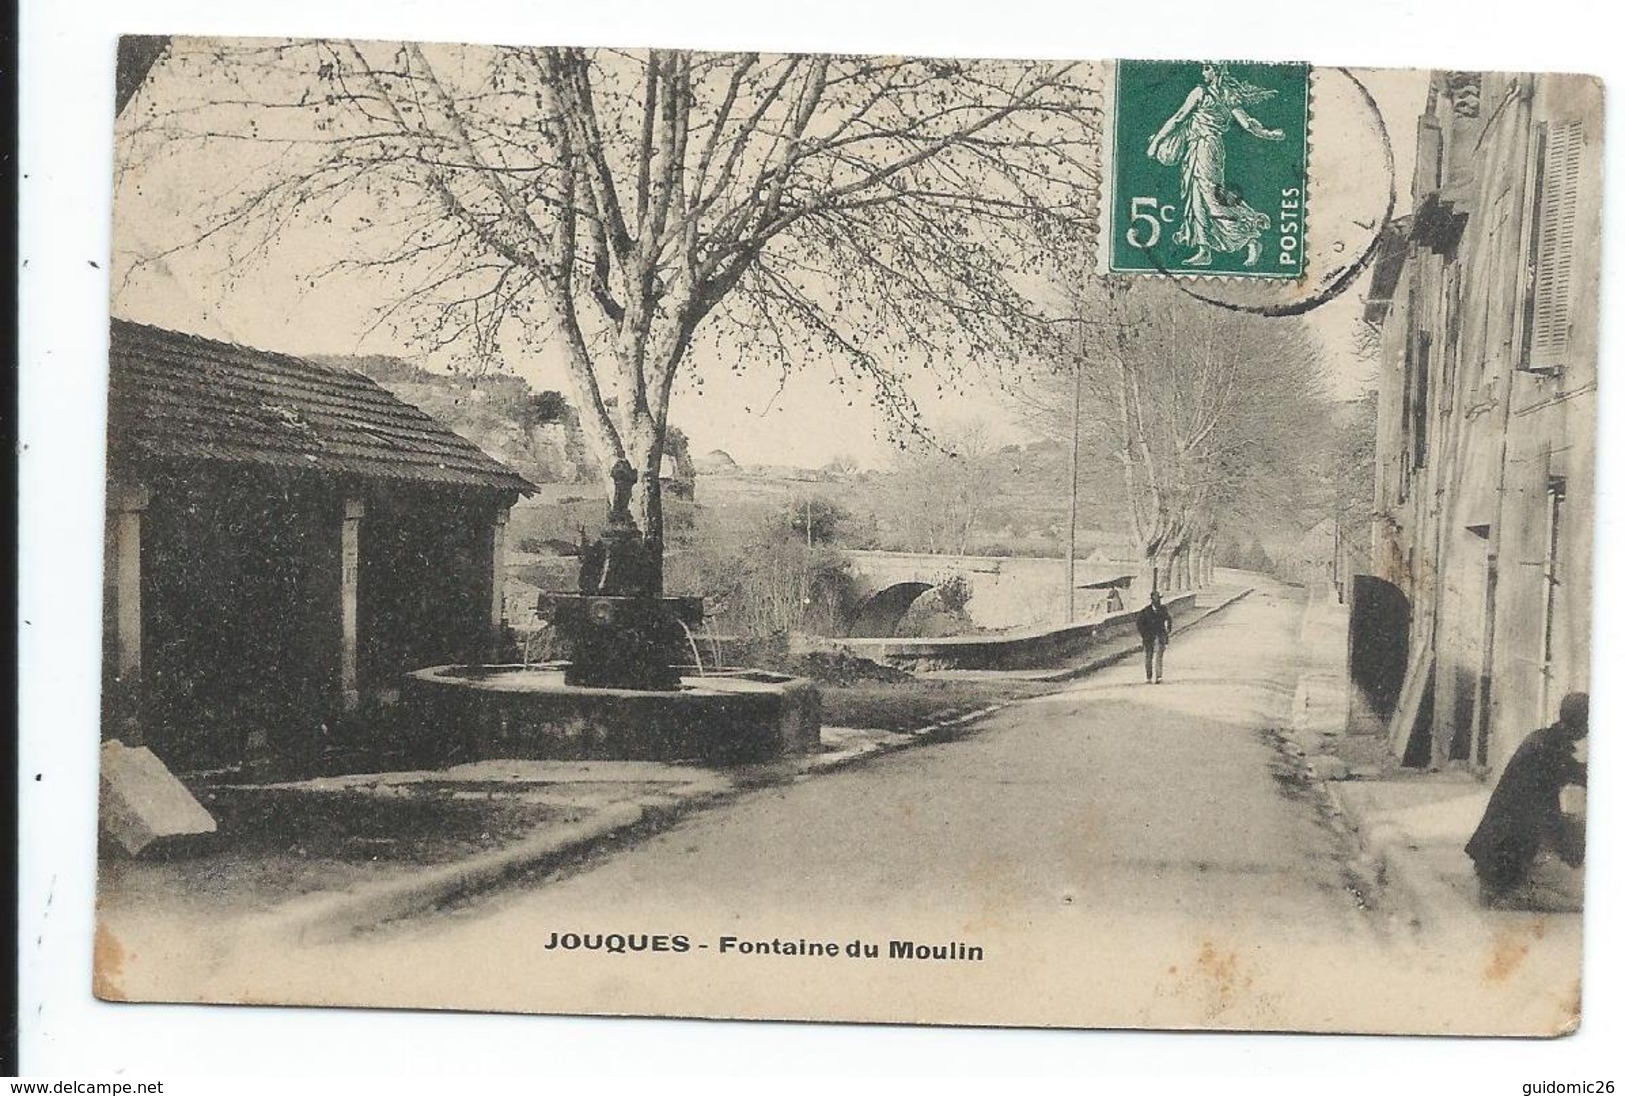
left=540, top=458, right=703, bottom=691
left=577, top=459, right=660, bottom=599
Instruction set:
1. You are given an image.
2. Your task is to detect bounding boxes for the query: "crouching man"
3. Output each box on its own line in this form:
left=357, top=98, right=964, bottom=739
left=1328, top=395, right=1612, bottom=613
left=1465, top=691, right=1588, bottom=910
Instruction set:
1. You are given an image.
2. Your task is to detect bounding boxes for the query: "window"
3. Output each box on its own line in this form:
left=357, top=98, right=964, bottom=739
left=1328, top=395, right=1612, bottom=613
left=1522, top=120, right=1585, bottom=373
left=1410, top=332, right=1431, bottom=470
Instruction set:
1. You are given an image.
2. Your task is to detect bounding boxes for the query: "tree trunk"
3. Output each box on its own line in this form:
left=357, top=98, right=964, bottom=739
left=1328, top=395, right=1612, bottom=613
left=1148, top=548, right=1173, bottom=595
left=630, top=429, right=666, bottom=593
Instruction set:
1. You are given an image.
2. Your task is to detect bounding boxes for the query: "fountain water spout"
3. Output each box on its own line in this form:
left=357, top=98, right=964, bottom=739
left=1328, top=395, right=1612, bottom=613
left=520, top=622, right=552, bottom=670
left=676, top=618, right=707, bottom=678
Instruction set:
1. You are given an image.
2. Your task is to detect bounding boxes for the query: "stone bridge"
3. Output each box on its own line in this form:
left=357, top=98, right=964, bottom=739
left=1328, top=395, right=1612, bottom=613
left=843, top=550, right=1146, bottom=637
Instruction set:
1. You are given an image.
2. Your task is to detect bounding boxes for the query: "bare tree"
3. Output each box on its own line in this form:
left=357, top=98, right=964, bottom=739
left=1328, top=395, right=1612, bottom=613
left=116, top=40, right=1101, bottom=585
left=883, top=420, right=1001, bottom=555
left=1018, top=279, right=1329, bottom=589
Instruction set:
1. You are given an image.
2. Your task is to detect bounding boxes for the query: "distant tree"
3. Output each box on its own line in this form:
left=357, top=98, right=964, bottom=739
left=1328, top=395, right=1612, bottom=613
left=1234, top=536, right=1275, bottom=574
left=1018, top=278, right=1329, bottom=590
left=681, top=531, right=857, bottom=638
left=885, top=421, right=1001, bottom=555
left=516, top=389, right=572, bottom=429
left=312, top=353, right=436, bottom=384
left=786, top=495, right=849, bottom=546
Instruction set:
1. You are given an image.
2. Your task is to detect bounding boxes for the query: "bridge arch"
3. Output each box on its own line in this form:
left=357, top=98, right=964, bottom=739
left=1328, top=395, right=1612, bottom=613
left=847, top=581, right=935, bottom=638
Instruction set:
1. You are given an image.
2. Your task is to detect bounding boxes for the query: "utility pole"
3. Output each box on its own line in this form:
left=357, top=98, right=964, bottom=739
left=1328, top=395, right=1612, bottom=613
left=798, top=498, right=811, bottom=624
left=1331, top=506, right=1342, bottom=603
left=1066, top=313, right=1084, bottom=623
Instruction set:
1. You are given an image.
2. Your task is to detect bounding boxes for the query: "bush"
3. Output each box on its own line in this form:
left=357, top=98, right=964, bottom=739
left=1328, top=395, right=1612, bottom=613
left=517, top=389, right=572, bottom=428
left=786, top=495, right=850, bottom=546
left=935, top=572, right=973, bottom=614
left=673, top=537, right=860, bottom=639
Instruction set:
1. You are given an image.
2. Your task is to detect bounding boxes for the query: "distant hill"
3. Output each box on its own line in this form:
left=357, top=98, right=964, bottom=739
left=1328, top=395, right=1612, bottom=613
left=313, top=352, right=702, bottom=507
left=311, top=354, right=598, bottom=486
left=696, top=448, right=738, bottom=471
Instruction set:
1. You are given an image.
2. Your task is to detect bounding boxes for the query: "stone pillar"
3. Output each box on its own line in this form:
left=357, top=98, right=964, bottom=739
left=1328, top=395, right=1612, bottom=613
left=488, top=506, right=511, bottom=660
left=339, top=497, right=365, bottom=712
left=105, top=483, right=150, bottom=743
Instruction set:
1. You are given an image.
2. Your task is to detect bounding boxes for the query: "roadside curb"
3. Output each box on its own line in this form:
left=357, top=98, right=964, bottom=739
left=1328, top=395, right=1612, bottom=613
left=271, top=700, right=1037, bottom=941
left=1197, top=585, right=1257, bottom=621
left=1283, top=592, right=1454, bottom=936
left=271, top=712, right=990, bottom=942
left=1319, top=781, right=1444, bottom=935
left=273, top=586, right=1256, bottom=941
left=272, top=801, right=651, bottom=944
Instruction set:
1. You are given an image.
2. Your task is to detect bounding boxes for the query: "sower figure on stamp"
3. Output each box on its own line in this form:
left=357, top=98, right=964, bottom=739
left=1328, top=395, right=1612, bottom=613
left=1465, top=691, right=1589, bottom=910
left=1136, top=591, right=1173, bottom=684
left=1147, top=62, right=1286, bottom=268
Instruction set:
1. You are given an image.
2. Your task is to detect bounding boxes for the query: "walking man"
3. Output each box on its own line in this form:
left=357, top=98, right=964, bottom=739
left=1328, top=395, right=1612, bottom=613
left=1136, top=590, right=1173, bottom=684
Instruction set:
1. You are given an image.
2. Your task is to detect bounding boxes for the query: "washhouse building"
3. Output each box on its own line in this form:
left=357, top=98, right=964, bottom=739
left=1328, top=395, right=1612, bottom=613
left=102, top=320, right=535, bottom=775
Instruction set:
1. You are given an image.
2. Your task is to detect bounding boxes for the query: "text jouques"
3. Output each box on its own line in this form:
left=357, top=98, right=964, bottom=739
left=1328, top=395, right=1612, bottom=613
left=541, top=931, right=984, bottom=962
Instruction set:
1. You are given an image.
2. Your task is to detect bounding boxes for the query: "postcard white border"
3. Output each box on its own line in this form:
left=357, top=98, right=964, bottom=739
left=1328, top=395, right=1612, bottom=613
left=17, top=0, right=1625, bottom=1079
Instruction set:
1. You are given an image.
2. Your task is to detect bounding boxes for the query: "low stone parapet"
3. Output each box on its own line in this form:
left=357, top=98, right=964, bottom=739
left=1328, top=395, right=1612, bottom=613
left=823, top=592, right=1200, bottom=672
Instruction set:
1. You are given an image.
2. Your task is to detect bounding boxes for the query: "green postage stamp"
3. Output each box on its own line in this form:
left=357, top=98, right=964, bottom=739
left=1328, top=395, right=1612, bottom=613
left=1108, top=59, right=1310, bottom=278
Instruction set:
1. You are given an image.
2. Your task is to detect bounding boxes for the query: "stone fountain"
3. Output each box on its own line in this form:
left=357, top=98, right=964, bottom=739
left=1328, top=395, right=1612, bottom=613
left=543, top=459, right=703, bottom=691
left=404, top=461, right=819, bottom=764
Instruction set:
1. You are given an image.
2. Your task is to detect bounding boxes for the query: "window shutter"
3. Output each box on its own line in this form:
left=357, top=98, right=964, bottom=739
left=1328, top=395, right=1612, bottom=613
left=1529, top=120, right=1584, bottom=370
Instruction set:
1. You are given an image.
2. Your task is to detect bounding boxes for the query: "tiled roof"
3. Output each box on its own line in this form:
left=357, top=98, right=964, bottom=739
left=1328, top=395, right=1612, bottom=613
left=108, top=320, right=535, bottom=495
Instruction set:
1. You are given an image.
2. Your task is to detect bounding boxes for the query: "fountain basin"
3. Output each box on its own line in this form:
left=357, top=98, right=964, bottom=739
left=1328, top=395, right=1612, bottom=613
left=403, top=663, right=821, bottom=765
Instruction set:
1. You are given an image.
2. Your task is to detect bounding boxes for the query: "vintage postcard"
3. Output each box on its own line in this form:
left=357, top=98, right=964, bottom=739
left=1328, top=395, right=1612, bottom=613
left=95, top=38, right=1601, bottom=1036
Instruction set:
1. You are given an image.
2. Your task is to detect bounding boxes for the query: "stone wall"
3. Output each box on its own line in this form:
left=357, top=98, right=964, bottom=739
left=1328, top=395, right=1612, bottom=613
left=844, top=550, right=1152, bottom=631
left=823, top=592, right=1200, bottom=672
left=1368, top=72, right=1600, bottom=772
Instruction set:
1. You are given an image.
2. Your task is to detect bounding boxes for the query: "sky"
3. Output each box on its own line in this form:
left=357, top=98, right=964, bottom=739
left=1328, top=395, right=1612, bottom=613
left=110, top=53, right=1427, bottom=469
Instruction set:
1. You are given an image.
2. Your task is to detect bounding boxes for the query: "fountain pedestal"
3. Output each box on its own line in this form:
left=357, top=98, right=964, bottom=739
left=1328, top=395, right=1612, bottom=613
left=537, top=594, right=703, bottom=691
left=538, top=459, right=708, bottom=691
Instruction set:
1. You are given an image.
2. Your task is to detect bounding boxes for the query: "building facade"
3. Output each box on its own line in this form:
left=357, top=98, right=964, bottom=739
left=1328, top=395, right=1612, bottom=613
left=103, top=321, right=535, bottom=775
left=1365, top=71, right=1601, bottom=772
